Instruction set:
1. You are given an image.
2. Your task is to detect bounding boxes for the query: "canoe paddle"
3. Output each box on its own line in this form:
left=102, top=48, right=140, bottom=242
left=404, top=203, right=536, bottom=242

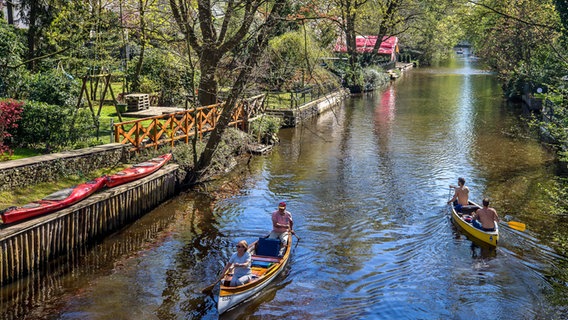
left=201, top=275, right=224, bottom=295
left=291, top=230, right=301, bottom=241
left=504, top=220, right=526, bottom=232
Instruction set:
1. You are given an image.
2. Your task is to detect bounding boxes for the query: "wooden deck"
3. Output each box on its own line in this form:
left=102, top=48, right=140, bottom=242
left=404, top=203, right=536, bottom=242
left=121, top=106, right=186, bottom=119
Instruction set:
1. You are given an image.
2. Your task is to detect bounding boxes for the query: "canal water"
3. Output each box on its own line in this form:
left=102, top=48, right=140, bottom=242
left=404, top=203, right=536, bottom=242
left=3, top=56, right=568, bottom=319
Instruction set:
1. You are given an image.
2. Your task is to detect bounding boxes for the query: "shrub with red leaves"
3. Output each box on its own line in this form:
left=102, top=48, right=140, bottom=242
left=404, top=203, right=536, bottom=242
left=0, top=99, right=24, bottom=157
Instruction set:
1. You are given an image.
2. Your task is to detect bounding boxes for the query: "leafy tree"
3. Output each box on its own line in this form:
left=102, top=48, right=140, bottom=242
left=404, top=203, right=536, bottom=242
left=462, top=0, right=561, bottom=98
left=265, top=29, right=330, bottom=90
left=0, top=18, right=28, bottom=98
left=170, top=0, right=285, bottom=107
left=189, top=0, right=292, bottom=181
left=127, top=48, right=187, bottom=105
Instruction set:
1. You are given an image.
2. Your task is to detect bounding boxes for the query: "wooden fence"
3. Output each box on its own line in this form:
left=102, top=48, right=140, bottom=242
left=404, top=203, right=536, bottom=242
left=113, top=94, right=265, bottom=152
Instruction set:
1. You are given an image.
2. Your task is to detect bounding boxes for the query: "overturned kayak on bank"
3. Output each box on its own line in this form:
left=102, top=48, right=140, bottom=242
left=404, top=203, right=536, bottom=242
left=0, top=176, right=107, bottom=225
left=105, top=153, right=172, bottom=188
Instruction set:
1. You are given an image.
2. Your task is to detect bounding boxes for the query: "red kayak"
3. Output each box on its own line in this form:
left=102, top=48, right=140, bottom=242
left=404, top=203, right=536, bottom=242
left=1, top=176, right=107, bottom=225
left=105, top=153, right=172, bottom=188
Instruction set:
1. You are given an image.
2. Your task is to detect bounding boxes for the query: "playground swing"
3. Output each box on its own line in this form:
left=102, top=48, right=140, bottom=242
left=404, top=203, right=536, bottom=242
left=76, top=70, right=124, bottom=123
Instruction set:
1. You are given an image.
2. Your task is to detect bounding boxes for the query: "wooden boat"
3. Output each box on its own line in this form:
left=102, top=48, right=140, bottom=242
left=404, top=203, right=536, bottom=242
left=0, top=176, right=107, bottom=224
left=449, top=201, right=499, bottom=246
left=217, top=234, right=293, bottom=314
left=105, top=153, right=172, bottom=188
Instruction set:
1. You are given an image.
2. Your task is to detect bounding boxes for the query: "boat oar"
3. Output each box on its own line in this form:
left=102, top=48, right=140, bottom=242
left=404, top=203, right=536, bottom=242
left=201, top=275, right=224, bottom=295
left=202, top=264, right=231, bottom=295
left=504, top=220, right=526, bottom=232
left=291, top=230, right=301, bottom=241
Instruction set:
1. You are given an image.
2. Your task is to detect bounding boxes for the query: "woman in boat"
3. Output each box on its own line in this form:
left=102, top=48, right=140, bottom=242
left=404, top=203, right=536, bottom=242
left=221, top=240, right=252, bottom=286
left=472, top=198, right=500, bottom=231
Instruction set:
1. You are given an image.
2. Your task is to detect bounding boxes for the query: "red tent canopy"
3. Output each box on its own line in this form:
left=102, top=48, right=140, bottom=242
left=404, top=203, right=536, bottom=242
left=334, top=35, right=399, bottom=60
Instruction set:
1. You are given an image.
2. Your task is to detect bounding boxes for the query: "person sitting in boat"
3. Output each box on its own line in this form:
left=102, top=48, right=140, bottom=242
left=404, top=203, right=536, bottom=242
left=221, top=240, right=252, bottom=286
left=447, top=177, right=469, bottom=212
left=472, top=198, right=500, bottom=231
left=269, top=201, right=294, bottom=255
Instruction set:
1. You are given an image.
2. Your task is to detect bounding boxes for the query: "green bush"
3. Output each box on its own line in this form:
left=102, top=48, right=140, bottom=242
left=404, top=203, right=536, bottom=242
left=249, top=115, right=282, bottom=143
left=26, top=69, right=81, bottom=107
left=127, top=48, right=188, bottom=106
left=13, top=101, right=95, bottom=153
left=0, top=19, right=27, bottom=98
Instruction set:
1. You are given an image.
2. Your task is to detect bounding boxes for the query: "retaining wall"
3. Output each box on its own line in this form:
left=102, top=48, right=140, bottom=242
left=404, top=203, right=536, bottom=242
left=265, top=89, right=349, bottom=127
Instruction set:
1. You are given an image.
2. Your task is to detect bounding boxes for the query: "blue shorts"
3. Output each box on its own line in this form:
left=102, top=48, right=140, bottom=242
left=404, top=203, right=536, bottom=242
left=454, top=204, right=463, bottom=213
left=472, top=220, right=495, bottom=231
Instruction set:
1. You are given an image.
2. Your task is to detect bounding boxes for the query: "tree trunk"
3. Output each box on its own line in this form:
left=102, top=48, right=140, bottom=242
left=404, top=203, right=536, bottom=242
left=26, top=3, right=38, bottom=71
left=131, top=0, right=147, bottom=93
left=192, top=0, right=289, bottom=181
left=198, top=54, right=220, bottom=106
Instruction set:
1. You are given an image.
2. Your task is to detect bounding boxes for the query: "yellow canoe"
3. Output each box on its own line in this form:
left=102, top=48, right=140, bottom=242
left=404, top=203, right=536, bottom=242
left=450, top=201, right=499, bottom=247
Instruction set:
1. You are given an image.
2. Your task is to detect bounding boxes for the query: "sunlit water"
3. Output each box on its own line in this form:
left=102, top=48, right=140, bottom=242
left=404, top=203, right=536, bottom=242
left=2, top=56, right=568, bottom=319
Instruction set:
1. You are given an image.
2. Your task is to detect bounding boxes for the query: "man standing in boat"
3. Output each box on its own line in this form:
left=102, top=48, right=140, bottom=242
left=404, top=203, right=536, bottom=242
left=269, top=202, right=294, bottom=255
left=448, top=177, right=469, bottom=212
left=472, top=198, right=500, bottom=231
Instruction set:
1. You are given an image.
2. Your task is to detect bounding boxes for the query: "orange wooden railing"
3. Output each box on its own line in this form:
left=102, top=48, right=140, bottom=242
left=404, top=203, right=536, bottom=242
left=113, top=95, right=265, bottom=152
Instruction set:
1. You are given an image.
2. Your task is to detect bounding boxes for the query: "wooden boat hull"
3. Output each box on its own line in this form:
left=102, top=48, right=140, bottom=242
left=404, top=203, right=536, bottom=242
left=450, top=201, right=499, bottom=246
left=217, top=234, right=292, bottom=314
left=105, top=153, right=172, bottom=188
left=1, top=176, right=107, bottom=224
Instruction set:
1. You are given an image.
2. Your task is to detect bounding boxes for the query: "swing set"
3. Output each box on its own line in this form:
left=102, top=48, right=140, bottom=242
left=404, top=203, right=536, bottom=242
left=76, top=71, right=125, bottom=123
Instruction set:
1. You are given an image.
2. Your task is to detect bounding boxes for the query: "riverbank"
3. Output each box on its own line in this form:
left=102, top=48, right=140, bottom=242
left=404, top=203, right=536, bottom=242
left=0, top=86, right=350, bottom=286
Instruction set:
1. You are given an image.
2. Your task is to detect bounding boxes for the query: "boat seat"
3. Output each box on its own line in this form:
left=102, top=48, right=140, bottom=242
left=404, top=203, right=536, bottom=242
left=461, top=205, right=480, bottom=215
left=255, top=238, right=281, bottom=257
left=252, top=255, right=281, bottom=263
left=251, top=260, right=273, bottom=268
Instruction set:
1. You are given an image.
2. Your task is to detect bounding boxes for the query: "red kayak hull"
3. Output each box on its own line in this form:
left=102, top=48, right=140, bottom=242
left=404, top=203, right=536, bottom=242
left=1, top=176, right=107, bottom=225
left=105, top=153, right=172, bottom=188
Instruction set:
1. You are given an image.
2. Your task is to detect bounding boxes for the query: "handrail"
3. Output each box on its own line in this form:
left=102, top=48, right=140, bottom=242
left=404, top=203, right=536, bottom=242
left=113, top=99, right=261, bottom=152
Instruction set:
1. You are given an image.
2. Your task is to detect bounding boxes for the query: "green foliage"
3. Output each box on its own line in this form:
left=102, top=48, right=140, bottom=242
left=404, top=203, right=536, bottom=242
left=46, top=1, right=122, bottom=76
left=0, top=19, right=28, bottom=98
left=250, top=115, right=283, bottom=139
left=363, top=65, right=389, bottom=89
left=345, top=64, right=365, bottom=88
left=13, top=101, right=95, bottom=153
left=25, top=69, right=81, bottom=107
left=266, top=29, right=330, bottom=90
left=462, top=0, right=561, bottom=98
left=126, top=48, right=187, bottom=106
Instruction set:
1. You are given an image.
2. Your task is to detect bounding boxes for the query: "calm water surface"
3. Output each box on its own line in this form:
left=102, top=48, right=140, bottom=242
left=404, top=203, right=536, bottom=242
left=3, top=56, right=568, bottom=319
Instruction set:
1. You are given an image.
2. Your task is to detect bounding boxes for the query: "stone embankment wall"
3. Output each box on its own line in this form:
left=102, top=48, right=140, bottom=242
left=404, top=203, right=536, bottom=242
left=0, top=144, right=126, bottom=192
left=265, top=89, right=350, bottom=127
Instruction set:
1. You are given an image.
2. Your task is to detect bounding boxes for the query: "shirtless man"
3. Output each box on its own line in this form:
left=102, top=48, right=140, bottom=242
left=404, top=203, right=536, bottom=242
left=472, top=198, right=500, bottom=231
left=447, top=177, right=469, bottom=212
